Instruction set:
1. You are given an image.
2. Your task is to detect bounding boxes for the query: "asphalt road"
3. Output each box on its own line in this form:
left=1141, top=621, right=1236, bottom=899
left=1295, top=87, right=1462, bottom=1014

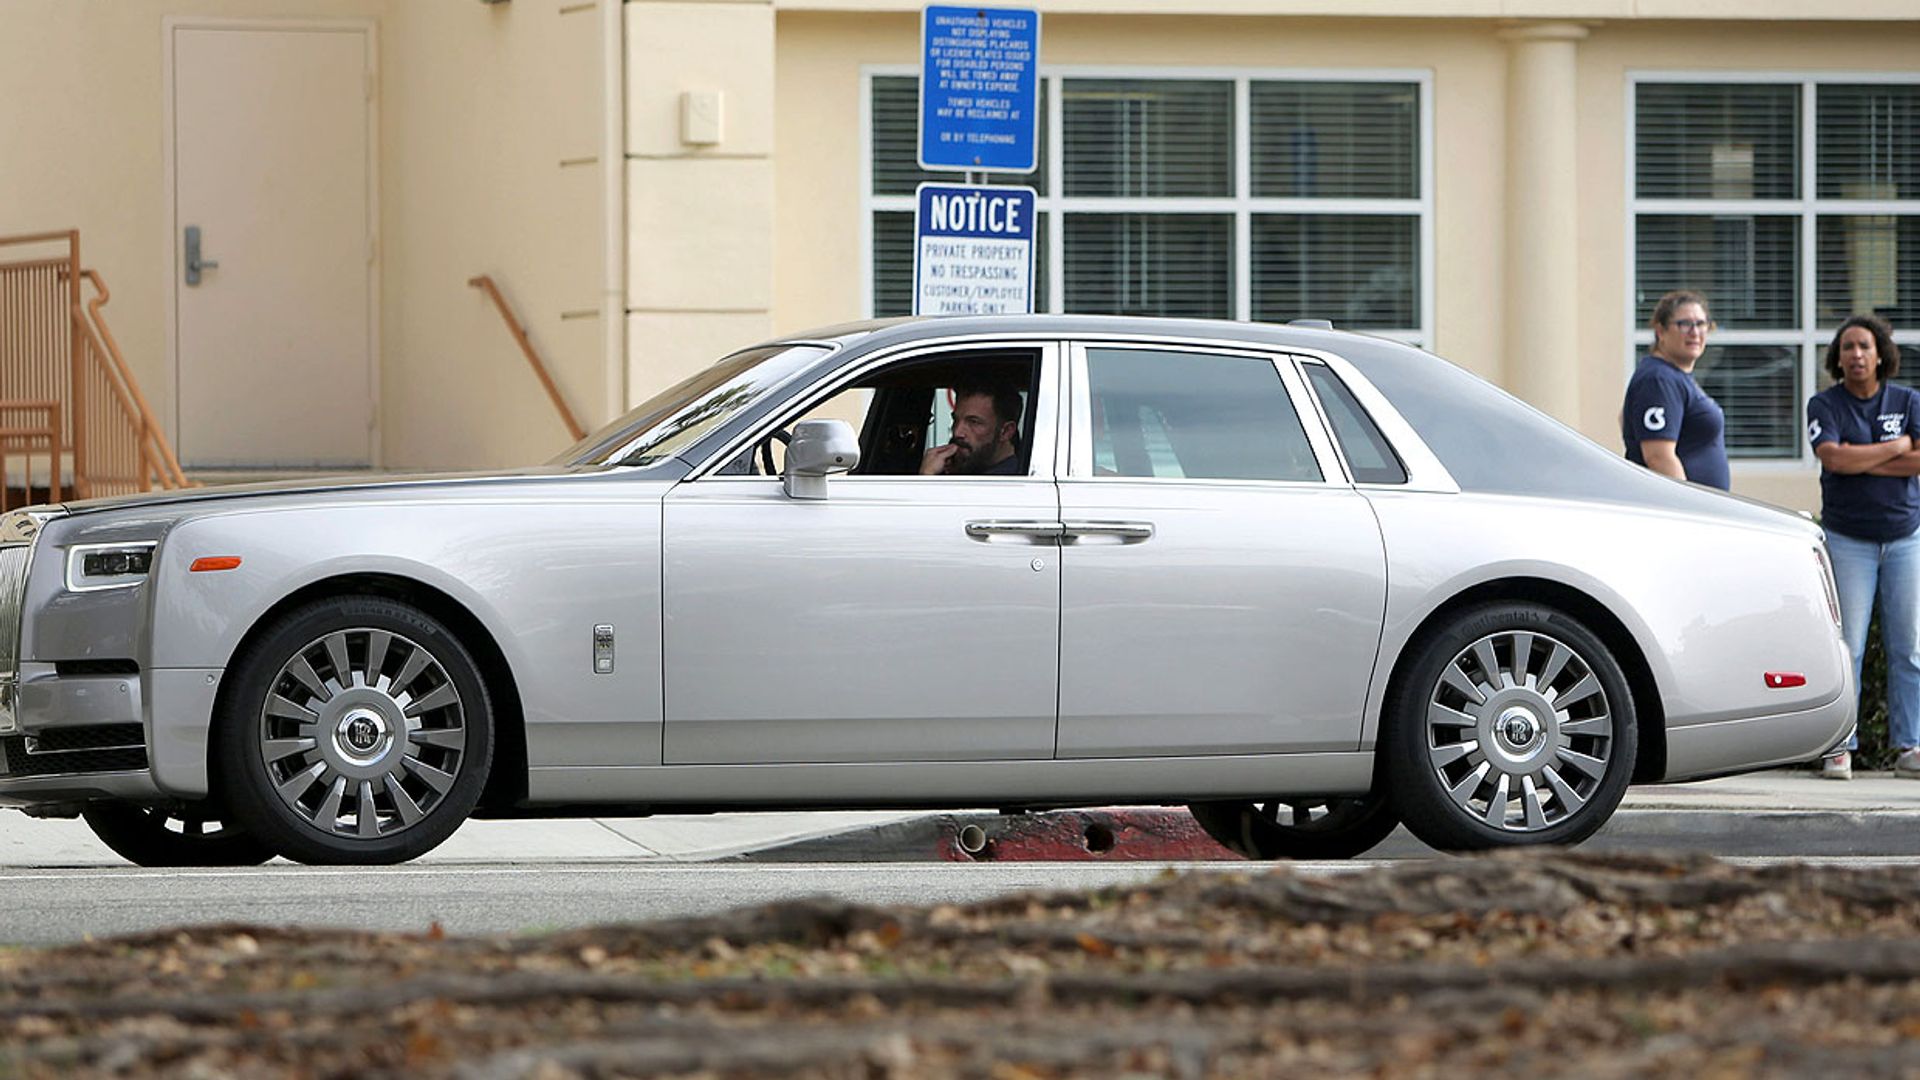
left=3, top=857, right=1917, bottom=947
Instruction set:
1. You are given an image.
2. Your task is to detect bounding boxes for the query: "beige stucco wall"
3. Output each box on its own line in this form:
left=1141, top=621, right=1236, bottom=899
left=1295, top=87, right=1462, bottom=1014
left=0, top=0, right=603, bottom=473
left=623, top=0, right=777, bottom=406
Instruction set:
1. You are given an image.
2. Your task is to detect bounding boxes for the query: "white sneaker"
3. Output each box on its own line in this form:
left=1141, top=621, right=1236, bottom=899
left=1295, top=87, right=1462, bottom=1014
left=1821, top=750, right=1853, bottom=780
left=1895, top=748, right=1920, bottom=778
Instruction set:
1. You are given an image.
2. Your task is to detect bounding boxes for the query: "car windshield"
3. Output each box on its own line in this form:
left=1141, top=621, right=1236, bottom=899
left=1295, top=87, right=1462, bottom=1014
left=556, top=344, right=831, bottom=468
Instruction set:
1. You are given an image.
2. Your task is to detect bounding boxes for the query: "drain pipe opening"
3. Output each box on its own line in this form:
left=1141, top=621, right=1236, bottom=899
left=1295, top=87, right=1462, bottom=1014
left=956, top=823, right=990, bottom=858
left=1084, top=822, right=1116, bottom=854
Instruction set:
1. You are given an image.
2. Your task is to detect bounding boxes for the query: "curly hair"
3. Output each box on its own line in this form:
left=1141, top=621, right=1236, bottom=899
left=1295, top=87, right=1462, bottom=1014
left=1824, top=313, right=1902, bottom=383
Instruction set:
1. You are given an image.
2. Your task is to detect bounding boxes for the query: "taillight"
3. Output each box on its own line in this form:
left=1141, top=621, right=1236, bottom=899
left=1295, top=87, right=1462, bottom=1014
left=1814, top=545, right=1842, bottom=629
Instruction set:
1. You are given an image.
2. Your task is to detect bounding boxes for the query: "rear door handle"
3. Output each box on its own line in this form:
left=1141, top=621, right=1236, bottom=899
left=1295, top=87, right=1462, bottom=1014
left=965, top=520, right=1065, bottom=542
left=1061, top=519, right=1154, bottom=543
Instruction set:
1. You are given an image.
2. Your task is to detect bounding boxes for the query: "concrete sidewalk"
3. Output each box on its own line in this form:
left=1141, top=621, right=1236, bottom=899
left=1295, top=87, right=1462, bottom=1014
left=4, top=767, right=1917, bottom=867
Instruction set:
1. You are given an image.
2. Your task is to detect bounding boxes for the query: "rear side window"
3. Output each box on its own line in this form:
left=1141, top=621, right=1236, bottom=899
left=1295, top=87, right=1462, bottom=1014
left=1304, top=362, right=1407, bottom=484
left=1085, top=348, right=1321, bottom=482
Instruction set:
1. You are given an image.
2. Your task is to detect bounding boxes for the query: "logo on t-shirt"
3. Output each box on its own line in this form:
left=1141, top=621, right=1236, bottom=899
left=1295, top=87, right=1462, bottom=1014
left=1881, top=414, right=1907, bottom=439
left=1809, top=419, right=1823, bottom=442
left=1643, top=406, right=1667, bottom=432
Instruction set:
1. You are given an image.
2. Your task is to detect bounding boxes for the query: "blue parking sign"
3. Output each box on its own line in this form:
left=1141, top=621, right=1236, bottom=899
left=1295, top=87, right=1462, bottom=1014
left=913, top=183, right=1036, bottom=316
left=919, top=6, right=1040, bottom=173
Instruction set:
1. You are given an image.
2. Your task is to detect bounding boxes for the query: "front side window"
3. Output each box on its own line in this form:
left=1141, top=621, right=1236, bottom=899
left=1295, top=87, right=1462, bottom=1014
left=1631, top=78, right=1920, bottom=461
left=718, top=351, right=1042, bottom=478
left=867, top=71, right=1429, bottom=340
left=1083, top=347, right=1321, bottom=482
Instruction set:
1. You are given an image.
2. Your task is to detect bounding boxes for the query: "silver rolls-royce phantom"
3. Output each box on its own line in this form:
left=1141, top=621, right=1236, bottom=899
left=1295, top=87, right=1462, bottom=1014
left=0, top=316, right=1853, bottom=865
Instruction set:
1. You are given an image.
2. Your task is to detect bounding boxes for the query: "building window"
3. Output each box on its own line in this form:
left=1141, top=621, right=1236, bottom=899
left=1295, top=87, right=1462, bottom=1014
left=865, top=70, right=1431, bottom=342
left=1631, top=77, right=1920, bottom=461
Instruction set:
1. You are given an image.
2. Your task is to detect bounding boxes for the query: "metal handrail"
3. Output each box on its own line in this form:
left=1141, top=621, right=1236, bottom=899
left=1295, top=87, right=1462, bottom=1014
left=0, top=230, right=189, bottom=502
left=468, top=274, right=588, bottom=441
left=79, top=270, right=188, bottom=488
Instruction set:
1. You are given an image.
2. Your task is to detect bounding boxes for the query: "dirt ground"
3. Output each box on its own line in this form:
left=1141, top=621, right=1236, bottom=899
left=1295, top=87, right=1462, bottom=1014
left=5, top=851, right=1920, bottom=1078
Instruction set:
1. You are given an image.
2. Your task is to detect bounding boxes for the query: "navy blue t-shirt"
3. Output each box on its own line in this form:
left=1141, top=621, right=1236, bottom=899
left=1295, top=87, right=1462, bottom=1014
left=1621, top=354, right=1730, bottom=490
left=1807, top=381, right=1920, bottom=542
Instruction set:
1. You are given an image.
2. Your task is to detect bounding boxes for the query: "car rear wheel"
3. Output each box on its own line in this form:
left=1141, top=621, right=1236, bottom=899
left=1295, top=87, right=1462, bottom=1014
left=216, top=596, right=494, bottom=865
left=81, top=801, right=275, bottom=867
left=1385, top=602, right=1636, bottom=852
left=1188, top=792, right=1399, bottom=860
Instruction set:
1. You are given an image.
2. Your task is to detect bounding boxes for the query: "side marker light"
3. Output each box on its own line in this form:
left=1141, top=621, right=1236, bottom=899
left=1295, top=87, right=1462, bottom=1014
left=1764, top=672, right=1806, bottom=689
left=189, top=556, right=243, bottom=573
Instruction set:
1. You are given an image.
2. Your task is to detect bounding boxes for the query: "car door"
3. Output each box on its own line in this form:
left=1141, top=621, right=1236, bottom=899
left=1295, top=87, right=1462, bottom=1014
left=1055, top=341, right=1388, bottom=758
left=659, top=342, right=1063, bottom=765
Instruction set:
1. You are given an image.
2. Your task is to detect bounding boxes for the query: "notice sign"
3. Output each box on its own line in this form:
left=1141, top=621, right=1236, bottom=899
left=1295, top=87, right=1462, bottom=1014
left=918, top=5, right=1040, bottom=173
left=913, top=183, right=1036, bottom=316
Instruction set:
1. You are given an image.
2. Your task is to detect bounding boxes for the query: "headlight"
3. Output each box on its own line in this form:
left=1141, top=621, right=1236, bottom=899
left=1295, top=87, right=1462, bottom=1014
left=66, top=542, right=157, bottom=592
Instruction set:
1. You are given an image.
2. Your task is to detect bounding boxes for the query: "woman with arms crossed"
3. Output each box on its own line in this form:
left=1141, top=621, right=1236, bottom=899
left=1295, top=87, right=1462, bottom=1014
left=1807, top=314, right=1920, bottom=780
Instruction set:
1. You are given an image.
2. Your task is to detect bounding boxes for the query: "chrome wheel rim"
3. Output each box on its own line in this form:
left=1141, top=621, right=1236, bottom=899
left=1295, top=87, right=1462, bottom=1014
left=1424, top=629, right=1614, bottom=833
left=257, top=628, right=468, bottom=840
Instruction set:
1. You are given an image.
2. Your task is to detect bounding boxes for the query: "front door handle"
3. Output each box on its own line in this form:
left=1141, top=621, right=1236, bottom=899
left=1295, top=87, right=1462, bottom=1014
left=184, top=225, right=220, bottom=286
left=1061, top=519, right=1154, bottom=543
left=965, top=519, right=1065, bottom=543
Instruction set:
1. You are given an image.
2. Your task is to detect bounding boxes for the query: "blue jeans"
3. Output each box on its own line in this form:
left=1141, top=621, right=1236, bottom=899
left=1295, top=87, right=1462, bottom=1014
left=1827, top=527, right=1920, bottom=752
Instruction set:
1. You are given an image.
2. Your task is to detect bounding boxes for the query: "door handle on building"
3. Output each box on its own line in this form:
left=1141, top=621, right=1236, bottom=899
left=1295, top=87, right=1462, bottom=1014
left=184, top=226, right=220, bottom=286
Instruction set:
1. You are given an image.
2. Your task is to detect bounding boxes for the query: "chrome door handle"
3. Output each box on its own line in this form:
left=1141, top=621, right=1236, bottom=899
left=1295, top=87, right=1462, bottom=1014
left=1061, top=519, right=1154, bottom=543
left=965, top=519, right=1065, bottom=542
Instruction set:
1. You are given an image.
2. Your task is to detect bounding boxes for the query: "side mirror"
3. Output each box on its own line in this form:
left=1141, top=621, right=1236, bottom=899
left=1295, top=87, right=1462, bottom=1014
left=783, top=419, right=860, bottom=499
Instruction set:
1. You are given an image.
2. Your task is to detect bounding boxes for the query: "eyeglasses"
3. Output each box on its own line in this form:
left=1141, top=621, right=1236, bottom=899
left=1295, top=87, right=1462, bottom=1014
left=1666, top=319, right=1713, bottom=333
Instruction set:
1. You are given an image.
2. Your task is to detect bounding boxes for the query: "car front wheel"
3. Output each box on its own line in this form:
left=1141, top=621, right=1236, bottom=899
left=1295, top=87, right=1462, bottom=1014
left=1384, top=602, right=1636, bottom=852
left=216, top=596, right=494, bottom=865
left=1188, top=792, right=1399, bottom=860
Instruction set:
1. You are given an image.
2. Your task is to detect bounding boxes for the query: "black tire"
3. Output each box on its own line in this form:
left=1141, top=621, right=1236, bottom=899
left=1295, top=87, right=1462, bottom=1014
left=1189, top=792, right=1400, bottom=860
left=1384, top=602, right=1636, bottom=852
left=216, top=596, right=494, bottom=865
left=81, top=801, right=275, bottom=867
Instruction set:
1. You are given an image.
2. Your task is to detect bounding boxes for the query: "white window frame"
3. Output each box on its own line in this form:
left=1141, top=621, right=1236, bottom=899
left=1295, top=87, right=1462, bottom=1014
left=1627, top=70, right=1920, bottom=471
left=862, top=64, right=1435, bottom=347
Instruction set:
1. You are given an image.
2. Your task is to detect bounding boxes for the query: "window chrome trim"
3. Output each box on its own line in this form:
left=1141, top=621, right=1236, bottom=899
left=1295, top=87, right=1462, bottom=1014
left=684, top=335, right=1065, bottom=483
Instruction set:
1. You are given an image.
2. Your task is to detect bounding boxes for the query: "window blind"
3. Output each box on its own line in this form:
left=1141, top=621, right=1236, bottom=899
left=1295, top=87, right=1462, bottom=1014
left=1634, top=214, right=1798, bottom=328
left=1063, top=79, right=1233, bottom=198
left=1636, top=83, right=1799, bottom=201
left=1685, top=344, right=1801, bottom=458
left=1064, top=213, right=1232, bottom=318
left=1817, top=215, right=1919, bottom=327
left=1250, top=81, right=1419, bottom=199
left=1252, top=214, right=1418, bottom=328
left=1816, top=84, right=1919, bottom=201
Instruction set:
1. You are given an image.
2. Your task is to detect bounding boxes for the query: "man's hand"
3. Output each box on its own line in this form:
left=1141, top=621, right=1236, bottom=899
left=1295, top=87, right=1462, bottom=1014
left=919, top=443, right=960, bottom=475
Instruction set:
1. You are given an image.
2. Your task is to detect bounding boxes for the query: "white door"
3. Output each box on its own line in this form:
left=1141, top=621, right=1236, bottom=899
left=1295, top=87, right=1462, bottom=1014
left=660, top=345, right=1063, bottom=765
left=169, top=23, right=375, bottom=467
left=1056, top=343, right=1388, bottom=757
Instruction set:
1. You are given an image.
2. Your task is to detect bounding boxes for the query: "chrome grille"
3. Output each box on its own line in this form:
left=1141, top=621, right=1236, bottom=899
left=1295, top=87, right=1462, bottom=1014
left=0, top=544, right=27, bottom=675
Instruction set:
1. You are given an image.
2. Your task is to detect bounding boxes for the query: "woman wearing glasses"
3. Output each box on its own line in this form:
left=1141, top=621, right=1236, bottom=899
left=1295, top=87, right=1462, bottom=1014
left=1806, top=314, right=1920, bottom=781
left=1621, top=290, right=1730, bottom=490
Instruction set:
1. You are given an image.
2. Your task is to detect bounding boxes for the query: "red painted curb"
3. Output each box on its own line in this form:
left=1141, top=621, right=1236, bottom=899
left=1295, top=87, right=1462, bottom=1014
left=936, top=808, right=1242, bottom=862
